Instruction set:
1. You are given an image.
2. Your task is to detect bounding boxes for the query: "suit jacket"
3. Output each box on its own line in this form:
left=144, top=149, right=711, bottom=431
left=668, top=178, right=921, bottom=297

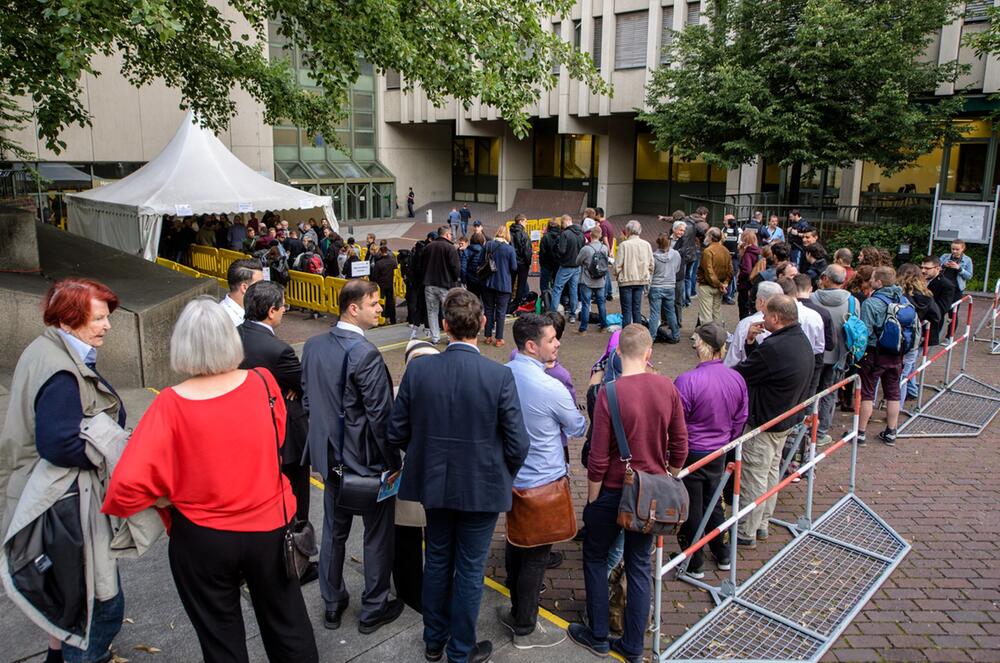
left=388, top=343, right=529, bottom=513
left=237, top=321, right=308, bottom=466
left=301, top=326, right=399, bottom=480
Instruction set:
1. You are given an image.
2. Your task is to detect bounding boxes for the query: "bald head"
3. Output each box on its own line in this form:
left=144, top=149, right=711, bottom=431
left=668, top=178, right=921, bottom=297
left=764, top=295, right=799, bottom=331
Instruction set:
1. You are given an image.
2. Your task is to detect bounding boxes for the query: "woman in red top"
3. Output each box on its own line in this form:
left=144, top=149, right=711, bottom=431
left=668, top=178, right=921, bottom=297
left=103, top=297, right=318, bottom=663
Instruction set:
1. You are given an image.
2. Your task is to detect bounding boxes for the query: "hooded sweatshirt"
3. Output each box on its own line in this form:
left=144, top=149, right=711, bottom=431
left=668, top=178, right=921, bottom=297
left=651, top=248, right=682, bottom=288
left=810, top=288, right=858, bottom=368
left=860, top=285, right=905, bottom=349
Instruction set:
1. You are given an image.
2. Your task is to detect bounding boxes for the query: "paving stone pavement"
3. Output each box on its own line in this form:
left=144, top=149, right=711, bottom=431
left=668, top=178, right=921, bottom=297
left=3, top=287, right=999, bottom=662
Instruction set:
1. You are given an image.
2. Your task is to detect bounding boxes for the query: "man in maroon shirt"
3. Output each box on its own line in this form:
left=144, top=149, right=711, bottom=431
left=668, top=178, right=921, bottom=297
left=568, top=325, right=688, bottom=663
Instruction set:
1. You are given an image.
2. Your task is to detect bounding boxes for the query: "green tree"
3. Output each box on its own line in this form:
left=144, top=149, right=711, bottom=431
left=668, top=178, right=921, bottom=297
left=0, top=0, right=608, bottom=155
left=639, top=0, right=966, bottom=173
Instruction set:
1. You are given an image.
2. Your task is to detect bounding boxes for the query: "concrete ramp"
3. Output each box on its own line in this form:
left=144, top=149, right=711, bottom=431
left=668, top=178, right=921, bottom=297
left=0, top=223, right=214, bottom=389
left=508, top=189, right=587, bottom=216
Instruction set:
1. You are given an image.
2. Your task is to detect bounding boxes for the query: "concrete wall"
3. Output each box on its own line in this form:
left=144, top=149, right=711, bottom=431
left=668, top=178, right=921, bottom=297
left=0, top=207, right=39, bottom=271
left=377, top=122, right=453, bottom=212
left=500, top=128, right=534, bottom=210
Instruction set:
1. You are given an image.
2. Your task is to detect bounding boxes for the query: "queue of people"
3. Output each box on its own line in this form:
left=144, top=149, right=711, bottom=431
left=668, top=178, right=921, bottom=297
left=0, top=206, right=976, bottom=663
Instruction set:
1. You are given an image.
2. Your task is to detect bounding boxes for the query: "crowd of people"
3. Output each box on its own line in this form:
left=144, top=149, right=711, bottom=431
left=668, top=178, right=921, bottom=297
left=0, top=204, right=977, bottom=663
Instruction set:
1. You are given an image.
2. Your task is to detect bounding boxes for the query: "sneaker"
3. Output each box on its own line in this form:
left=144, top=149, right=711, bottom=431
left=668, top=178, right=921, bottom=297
left=547, top=551, right=564, bottom=569
left=715, top=556, right=731, bottom=571
left=409, top=326, right=419, bottom=340
left=496, top=606, right=516, bottom=634
left=567, top=623, right=610, bottom=657
left=569, top=315, right=577, bottom=324
left=856, top=431, right=867, bottom=447
left=683, top=566, right=705, bottom=580
left=756, top=528, right=769, bottom=541
left=736, top=537, right=757, bottom=549
left=609, top=637, right=642, bottom=663
left=815, top=434, right=834, bottom=448
left=513, top=621, right=567, bottom=650
left=878, top=428, right=897, bottom=447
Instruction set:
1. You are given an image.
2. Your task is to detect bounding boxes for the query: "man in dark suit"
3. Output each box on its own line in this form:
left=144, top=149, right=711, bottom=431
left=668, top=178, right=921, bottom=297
left=301, top=279, right=403, bottom=634
left=237, top=280, right=318, bottom=582
left=389, top=288, right=530, bottom=663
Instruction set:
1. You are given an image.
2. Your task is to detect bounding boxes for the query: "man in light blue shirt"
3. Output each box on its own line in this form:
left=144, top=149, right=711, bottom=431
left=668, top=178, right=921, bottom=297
left=499, top=314, right=586, bottom=650
left=940, top=240, right=974, bottom=293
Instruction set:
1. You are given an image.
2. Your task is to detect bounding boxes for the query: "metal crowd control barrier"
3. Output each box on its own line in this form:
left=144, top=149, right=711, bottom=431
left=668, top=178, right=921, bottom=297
left=653, top=375, right=912, bottom=662
left=155, top=257, right=202, bottom=279
left=972, top=278, right=1000, bottom=354
left=217, top=248, right=252, bottom=278
left=897, top=295, right=1000, bottom=437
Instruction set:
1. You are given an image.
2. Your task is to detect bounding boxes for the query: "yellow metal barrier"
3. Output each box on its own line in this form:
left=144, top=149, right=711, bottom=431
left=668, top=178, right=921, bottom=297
left=394, top=267, right=406, bottom=300
left=287, top=272, right=327, bottom=312
left=156, top=257, right=203, bottom=279
left=189, top=245, right=219, bottom=276
left=325, top=277, right=349, bottom=316
left=216, top=277, right=228, bottom=290
left=218, top=249, right=252, bottom=279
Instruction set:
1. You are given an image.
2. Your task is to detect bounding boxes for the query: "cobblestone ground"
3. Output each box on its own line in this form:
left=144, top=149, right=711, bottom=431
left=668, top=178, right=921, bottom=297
left=276, top=270, right=1000, bottom=662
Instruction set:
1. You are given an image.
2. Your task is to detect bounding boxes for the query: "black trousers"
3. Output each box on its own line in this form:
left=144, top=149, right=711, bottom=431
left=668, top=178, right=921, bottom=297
left=512, top=263, right=531, bottom=309
left=504, top=542, right=552, bottom=634
left=393, top=524, right=424, bottom=613
left=383, top=291, right=397, bottom=324
left=167, top=511, right=318, bottom=663
left=678, top=452, right=728, bottom=572
left=281, top=462, right=310, bottom=524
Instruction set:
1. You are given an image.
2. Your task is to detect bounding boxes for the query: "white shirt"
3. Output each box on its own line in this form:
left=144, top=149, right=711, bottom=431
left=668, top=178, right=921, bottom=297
left=219, top=295, right=244, bottom=326
left=796, top=302, right=826, bottom=355
left=336, top=320, right=366, bottom=337
left=724, top=312, right=769, bottom=367
left=249, top=320, right=275, bottom=335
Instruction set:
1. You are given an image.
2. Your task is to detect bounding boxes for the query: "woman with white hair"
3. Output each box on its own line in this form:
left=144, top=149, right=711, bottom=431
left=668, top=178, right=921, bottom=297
left=612, top=220, right=654, bottom=327
left=103, top=297, right=318, bottom=663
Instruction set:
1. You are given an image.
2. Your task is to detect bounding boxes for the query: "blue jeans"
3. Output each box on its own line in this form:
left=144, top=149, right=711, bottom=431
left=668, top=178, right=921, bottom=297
left=579, top=284, right=608, bottom=331
left=551, top=266, right=579, bottom=318
left=460, top=220, right=468, bottom=237
left=648, top=287, right=679, bottom=341
left=686, top=256, right=700, bottom=298
left=900, top=346, right=920, bottom=404
left=619, top=285, right=644, bottom=327
left=583, top=490, right=653, bottom=658
left=604, top=272, right=613, bottom=299
left=62, top=590, right=125, bottom=663
left=483, top=288, right=511, bottom=340
left=423, top=509, right=499, bottom=663
left=726, top=256, right=738, bottom=301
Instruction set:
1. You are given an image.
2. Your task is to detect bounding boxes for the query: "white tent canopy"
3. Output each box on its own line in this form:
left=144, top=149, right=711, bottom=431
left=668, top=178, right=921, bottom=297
left=66, top=112, right=336, bottom=260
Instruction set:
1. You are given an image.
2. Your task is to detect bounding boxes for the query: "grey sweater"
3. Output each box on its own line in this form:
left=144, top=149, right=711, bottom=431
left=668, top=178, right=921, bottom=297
left=651, top=248, right=682, bottom=288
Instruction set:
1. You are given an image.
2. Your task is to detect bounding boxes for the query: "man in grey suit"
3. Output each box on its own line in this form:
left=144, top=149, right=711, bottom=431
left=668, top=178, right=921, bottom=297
left=390, top=288, right=530, bottom=663
left=301, top=279, right=403, bottom=634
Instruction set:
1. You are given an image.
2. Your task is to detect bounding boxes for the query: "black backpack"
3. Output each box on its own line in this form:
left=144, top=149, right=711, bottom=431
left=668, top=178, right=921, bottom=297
left=586, top=246, right=609, bottom=279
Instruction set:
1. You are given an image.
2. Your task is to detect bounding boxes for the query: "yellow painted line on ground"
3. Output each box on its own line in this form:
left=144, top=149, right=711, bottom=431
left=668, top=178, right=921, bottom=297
left=377, top=340, right=410, bottom=352
left=308, top=477, right=624, bottom=660
left=146, top=387, right=160, bottom=395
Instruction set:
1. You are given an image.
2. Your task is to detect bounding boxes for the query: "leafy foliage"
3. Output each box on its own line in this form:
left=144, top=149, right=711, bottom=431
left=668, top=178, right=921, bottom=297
left=640, top=0, right=966, bottom=172
left=0, top=0, right=608, bottom=154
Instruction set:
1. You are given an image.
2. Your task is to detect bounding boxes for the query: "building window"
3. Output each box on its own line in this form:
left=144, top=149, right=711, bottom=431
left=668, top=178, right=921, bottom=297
left=553, top=22, right=561, bottom=74
left=687, top=1, right=701, bottom=26
left=661, top=6, right=675, bottom=64
left=966, top=0, right=991, bottom=22
left=593, top=17, right=603, bottom=69
left=385, top=68, right=401, bottom=90
left=573, top=19, right=582, bottom=50
left=615, top=11, right=649, bottom=70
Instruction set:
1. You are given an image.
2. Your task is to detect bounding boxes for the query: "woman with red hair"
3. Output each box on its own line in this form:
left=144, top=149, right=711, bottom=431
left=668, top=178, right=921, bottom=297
left=0, top=278, right=127, bottom=663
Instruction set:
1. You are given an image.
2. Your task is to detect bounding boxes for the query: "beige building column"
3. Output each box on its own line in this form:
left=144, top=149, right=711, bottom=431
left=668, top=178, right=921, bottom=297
left=838, top=160, right=864, bottom=223
left=597, top=116, right=635, bottom=216
left=499, top=127, right=533, bottom=211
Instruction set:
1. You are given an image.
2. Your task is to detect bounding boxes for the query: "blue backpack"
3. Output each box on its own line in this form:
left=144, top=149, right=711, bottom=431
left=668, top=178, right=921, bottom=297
left=842, top=297, right=868, bottom=365
left=872, top=292, right=919, bottom=356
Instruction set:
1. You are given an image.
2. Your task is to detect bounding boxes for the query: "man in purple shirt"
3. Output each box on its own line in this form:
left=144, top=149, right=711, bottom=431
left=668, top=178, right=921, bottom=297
left=672, top=322, right=749, bottom=577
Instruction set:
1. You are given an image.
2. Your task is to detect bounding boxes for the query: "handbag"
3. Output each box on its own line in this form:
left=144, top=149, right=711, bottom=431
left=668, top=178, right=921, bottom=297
left=330, top=337, right=382, bottom=513
left=506, top=476, right=576, bottom=548
left=253, top=369, right=318, bottom=580
left=605, top=379, right=689, bottom=535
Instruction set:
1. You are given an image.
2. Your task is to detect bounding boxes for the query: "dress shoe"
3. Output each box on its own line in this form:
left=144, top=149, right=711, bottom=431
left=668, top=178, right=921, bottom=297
left=358, top=598, right=405, bottom=634
left=547, top=551, right=564, bottom=569
left=324, top=603, right=348, bottom=630
left=610, top=637, right=642, bottom=663
left=449, top=640, right=493, bottom=663
left=425, top=642, right=445, bottom=662
left=568, top=623, right=610, bottom=656
left=299, top=561, right=319, bottom=585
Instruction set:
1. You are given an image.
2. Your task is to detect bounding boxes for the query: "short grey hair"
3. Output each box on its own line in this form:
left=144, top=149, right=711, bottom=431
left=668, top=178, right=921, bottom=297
left=170, top=296, right=244, bottom=376
left=823, top=264, right=847, bottom=285
left=625, top=220, right=642, bottom=236
left=673, top=220, right=686, bottom=232
left=756, top=280, right=784, bottom=303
